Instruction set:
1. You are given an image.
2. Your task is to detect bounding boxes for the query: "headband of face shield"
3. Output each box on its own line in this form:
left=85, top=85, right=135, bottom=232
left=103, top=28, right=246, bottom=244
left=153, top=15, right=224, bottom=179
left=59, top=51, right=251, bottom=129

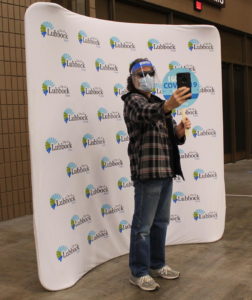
left=131, top=60, right=157, bottom=92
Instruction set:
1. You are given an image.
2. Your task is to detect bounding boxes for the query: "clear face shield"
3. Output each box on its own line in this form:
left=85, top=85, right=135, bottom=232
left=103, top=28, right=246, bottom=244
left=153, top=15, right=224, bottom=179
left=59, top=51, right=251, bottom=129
left=131, top=60, right=161, bottom=93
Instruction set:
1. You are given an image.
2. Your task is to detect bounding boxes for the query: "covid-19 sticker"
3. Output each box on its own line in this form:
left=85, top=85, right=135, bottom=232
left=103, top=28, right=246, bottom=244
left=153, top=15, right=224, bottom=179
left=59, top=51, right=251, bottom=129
left=162, top=67, right=200, bottom=109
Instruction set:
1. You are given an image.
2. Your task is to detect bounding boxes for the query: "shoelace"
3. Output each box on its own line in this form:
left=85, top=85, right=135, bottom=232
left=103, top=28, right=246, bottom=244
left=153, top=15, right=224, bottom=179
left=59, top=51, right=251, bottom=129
left=139, top=275, right=154, bottom=284
left=160, top=266, right=172, bottom=275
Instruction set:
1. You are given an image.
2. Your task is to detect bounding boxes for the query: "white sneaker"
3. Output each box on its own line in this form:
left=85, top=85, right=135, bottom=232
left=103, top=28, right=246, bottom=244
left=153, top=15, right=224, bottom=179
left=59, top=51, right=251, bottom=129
left=129, top=274, right=160, bottom=291
left=150, top=265, right=180, bottom=279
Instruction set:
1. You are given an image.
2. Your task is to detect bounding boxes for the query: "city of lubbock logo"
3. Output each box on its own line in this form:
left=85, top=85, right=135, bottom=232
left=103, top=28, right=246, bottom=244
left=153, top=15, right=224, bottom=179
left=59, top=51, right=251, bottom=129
left=119, top=220, right=131, bottom=233
left=168, top=60, right=196, bottom=72
left=188, top=39, right=199, bottom=51
left=114, top=84, right=127, bottom=96
left=82, top=134, right=92, bottom=148
left=56, top=244, right=79, bottom=262
left=192, top=126, right=203, bottom=138
left=78, top=30, right=100, bottom=46
left=45, top=137, right=72, bottom=153
left=97, top=108, right=107, bottom=121
left=61, top=53, right=71, bottom=68
left=95, top=58, right=118, bottom=72
left=192, top=126, right=216, bottom=138
left=63, top=108, right=88, bottom=123
left=50, top=193, right=76, bottom=210
left=172, top=192, right=200, bottom=203
left=40, top=22, right=68, bottom=40
left=110, top=36, right=120, bottom=49
left=85, top=184, right=109, bottom=198
left=85, top=184, right=94, bottom=198
left=70, top=214, right=91, bottom=230
left=109, top=36, right=135, bottom=50
left=42, top=80, right=70, bottom=96
left=193, top=209, right=218, bottom=221
left=179, top=149, right=200, bottom=160
left=117, top=177, right=133, bottom=190
left=40, top=21, right=53, bottom=37
left=95, top=58, right=104, bottom=71
left=193, top=169, right=204, bottom=181
left=45, top=137, right=56, bottom=153
left=42, top=80, right=54, bottom=96
left=50, top=193, right=61, bottom=209
left=80, top=82, right=103, bottom=97
left=188, top=39, right=214, bottom=51
left=78, top=30, right=87, bottom=43
left=80, top=82, right=89, bottom=96
left=61, top=53, right=85, bottom=70
left=66, top=162, right=89, bottom=178
left=101, top=204, right=124, bottom=217
left=82, top=133, right=105, bottom=148
left=193, top=169, right=217, bottom=180
left=172, top=192, right=184, bottom=203
left=87, top=230, right=109, bottom=245
left=148, top=38, right=176, bottom=51
left=116, top=130, right=129, bottom=144
left=101, top=157, right=123, bottom=170
left=97, top=107, right=121, bottom=121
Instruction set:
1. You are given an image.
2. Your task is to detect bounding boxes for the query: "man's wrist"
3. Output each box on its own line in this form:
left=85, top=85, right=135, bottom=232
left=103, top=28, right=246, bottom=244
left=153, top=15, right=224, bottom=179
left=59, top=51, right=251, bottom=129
left=164, top=100, right=173, bottom=113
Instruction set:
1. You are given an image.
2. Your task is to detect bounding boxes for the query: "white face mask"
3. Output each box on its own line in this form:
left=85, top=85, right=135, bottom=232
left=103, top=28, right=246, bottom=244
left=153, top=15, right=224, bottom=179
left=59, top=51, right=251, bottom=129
left=138, top=74, right=155, bottom=92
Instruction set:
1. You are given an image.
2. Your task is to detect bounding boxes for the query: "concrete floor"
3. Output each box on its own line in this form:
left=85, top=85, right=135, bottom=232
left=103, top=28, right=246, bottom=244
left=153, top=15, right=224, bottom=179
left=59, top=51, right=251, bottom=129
left=0, top=160, right=252, bottom=300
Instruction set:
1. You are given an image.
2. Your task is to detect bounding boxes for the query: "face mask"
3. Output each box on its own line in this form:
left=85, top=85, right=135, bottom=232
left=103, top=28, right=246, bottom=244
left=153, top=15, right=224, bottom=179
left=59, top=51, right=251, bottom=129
left=138, top=74, right=155, bottom=92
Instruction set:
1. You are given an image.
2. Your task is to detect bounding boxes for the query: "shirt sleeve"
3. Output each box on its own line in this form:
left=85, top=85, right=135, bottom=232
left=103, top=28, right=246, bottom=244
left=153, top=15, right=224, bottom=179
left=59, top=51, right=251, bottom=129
left=124, top=93, right=165, bottom=124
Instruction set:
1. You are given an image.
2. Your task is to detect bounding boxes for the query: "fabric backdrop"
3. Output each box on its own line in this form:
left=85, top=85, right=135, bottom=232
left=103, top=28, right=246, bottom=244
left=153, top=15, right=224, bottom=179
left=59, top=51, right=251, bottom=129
left=25, top=2, right=226, bottom=291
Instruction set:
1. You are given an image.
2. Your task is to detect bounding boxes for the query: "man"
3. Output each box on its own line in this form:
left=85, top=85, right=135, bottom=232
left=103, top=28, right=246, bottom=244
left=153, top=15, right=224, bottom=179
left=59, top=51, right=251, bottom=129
left=121, top=58, right=191, bottom=291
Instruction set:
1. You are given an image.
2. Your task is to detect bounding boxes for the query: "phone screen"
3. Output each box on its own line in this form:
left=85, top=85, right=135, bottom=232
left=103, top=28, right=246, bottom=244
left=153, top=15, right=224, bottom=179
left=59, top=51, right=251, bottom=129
left=176, top=72, right=192, bottom=98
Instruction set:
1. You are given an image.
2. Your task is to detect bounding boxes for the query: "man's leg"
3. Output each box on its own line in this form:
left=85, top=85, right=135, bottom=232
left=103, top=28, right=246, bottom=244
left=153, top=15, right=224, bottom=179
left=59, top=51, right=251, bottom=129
left=150, top=177, right=173, bottom=270
left=129, top=179, right=164, bottom=277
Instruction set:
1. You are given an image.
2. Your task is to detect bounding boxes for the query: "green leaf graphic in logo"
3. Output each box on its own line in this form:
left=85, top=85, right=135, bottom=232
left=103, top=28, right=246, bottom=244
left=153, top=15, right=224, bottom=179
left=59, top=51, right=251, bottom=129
left=97, top=111, right=102, bottom=121
left=101, top=207, right=105, bottom=217
left=78, top=32, right=82, bottom=43
left=56, top=251, right=62, bottom=261
left=67, top=167, right=71, bottom=177
left=101, top=160, right=106, bottom=170
left=88, top=235, right=92, bottom=244
left=82, top=137, right=87, bottom=147
left=116, top=134, right=121, bottom=144
left=61, top=56, right=66, bottom=68
left=172, top=194, right=177, bottom=203
left=188, top=41, right=193, bottom=51
left=40, top=24, right=46, bottom=37
left=148, top=41, right=153, bottom=50
left=169, top=64, right=174, bottom=70
left=80, top=85, right=85, bottom=96
left=95, top=60, right=100, bottom=71
left=194, top=171, right=199, bottom=180
left=45, top=141, right=51, bottom=153
left=114, top=86, right=119, bottom=96
left=193, top=211, right=199, bottom=220
left=118, top=180, right=123, bottom=190
left=50, top=198, right=56, bottom=209
left=71, top=219, right=75, bottom=229
left=42, top=83, right=48, bottom=95
left=64, top=112, right=68, bottom=123
left=119, top=223, right=123, bottom=233
left=110, top=38, right=115, bottom=48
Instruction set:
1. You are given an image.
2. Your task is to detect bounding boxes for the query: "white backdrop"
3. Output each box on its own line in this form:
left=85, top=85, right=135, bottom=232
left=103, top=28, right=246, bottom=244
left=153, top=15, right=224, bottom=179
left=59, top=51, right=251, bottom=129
left=25, top=2, right=226, bottom=291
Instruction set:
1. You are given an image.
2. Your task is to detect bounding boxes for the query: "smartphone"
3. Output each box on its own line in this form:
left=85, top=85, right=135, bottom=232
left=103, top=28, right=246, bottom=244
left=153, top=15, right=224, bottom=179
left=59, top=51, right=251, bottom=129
left=176, top=72, right=191, bottom=98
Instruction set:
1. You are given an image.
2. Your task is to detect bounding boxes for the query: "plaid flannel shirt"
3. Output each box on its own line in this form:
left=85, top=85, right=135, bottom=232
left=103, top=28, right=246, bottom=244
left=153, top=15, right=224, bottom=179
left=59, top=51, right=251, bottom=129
left=122, top=92, right=185, bottom=180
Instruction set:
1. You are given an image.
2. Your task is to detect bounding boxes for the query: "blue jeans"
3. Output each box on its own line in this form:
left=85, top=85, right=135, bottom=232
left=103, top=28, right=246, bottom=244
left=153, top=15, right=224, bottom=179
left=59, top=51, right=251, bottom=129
left=129, top=177, right=173, bottom=277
